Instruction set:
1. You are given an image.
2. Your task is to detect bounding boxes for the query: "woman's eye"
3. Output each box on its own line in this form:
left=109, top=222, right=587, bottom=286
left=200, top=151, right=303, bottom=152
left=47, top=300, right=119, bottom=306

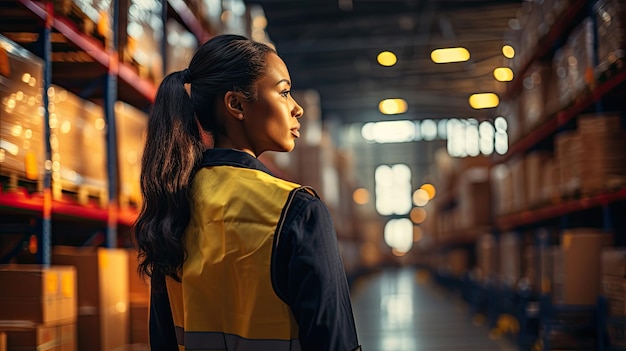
left=280, top=90, right=291, bottom=98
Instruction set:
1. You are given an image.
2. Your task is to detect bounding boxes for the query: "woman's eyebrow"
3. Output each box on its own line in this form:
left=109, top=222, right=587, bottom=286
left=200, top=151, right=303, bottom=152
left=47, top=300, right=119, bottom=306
left=275, top=79, right=291, bottom=87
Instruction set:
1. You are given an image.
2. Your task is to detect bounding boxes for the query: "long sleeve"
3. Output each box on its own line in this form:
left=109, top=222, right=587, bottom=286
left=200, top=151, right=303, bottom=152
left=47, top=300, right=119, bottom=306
left=149, top=273, right=178, bottom=351
left=273, top=191, right=361, bottom=351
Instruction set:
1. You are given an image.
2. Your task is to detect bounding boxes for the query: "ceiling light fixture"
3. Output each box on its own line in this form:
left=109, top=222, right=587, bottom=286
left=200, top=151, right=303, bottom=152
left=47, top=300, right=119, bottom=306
left=430, top=47, right=470, bottom=63
left=469, top=93, right=499, bottom=109
left=378, top=98, right=407, bottom=115
left=493, top=67, right=514, bottom=81
left=502, top=45, right=515, bottom=59
left=377, top=51, right=397, bottom=66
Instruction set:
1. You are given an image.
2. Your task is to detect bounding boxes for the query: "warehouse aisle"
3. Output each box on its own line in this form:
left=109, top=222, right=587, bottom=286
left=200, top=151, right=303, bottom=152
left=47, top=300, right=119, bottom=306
left=351, top=267, right=519, bottom=351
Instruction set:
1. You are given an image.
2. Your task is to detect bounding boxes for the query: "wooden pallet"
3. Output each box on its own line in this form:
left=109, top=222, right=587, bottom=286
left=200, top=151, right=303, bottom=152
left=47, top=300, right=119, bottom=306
left=0, top=171, right=43, bottom=195
left=52, top=179, right=108, bottom=207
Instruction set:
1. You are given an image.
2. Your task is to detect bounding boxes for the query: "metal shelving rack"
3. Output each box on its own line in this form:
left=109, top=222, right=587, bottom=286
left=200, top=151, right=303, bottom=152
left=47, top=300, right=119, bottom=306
left=486, top=0, right=626, bottom=349
left=0, top=0, right=212, bottom=263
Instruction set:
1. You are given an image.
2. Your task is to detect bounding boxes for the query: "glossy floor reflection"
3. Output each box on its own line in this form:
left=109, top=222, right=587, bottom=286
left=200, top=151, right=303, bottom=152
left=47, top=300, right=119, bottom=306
left=351, top=267, right=519, bottom=351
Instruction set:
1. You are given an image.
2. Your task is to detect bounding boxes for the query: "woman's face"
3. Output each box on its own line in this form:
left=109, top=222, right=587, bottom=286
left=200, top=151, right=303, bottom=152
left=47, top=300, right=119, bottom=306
left=240, top=53, right=304, bottom=155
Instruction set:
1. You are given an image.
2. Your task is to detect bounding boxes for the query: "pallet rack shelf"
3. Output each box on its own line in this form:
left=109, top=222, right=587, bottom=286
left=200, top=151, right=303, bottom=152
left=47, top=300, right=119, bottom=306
left=0, top=0, right=214, bottom=263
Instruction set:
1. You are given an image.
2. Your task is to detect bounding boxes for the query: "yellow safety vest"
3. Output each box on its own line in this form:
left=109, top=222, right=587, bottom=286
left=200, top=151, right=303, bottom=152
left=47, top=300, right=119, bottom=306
left=166, top=165, right=303, bottom=351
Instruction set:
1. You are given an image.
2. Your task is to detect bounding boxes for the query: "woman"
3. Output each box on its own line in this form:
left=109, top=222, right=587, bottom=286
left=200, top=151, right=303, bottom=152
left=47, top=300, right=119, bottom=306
left=134, top=34, right=361, bottom=351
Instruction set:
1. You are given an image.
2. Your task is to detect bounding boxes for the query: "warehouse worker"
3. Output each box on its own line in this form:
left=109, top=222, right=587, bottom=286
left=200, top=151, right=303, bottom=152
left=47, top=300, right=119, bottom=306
left=134, top=34, right=361, bottom=351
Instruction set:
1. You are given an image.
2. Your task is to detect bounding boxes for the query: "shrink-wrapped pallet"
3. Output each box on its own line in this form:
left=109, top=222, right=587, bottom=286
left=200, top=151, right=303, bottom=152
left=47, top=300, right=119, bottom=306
left=593, top=0, right=626, bottom=79
left=120, top=0, right=164, bottom=83
left=567, top=18, right=595, bottom=98
left=0, top=34, right=44, bottom=182
left=115, top=101, right=147, bottom=208
left=48, top=85, right=107, bottom=204
left=165, top=20, right=198, bottom=75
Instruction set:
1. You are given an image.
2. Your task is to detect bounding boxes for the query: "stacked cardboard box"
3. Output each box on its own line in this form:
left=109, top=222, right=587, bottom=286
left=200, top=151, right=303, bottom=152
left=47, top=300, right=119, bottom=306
left=127, top=249, right=149, bottom=349
left=165, top=20, right=198, bottom=76
left=115, top=102, right=148, bottom=209
left=509, top=157, right=526, bottom=212
left=601, top=248, right=626, bottom=347
left=499, top=232, right=522, bottom=288
left=593, top=0, right=626, bottom=79
left=476, top=234, right=498, bottom=283
left=0, top=265, right=77, bottom=351
left=525, top=151, right=552, bottom=208
left=49, top=85, right=108, bottom=205
left=576, top=113, right=626, bottom=196
left=520, top=63, right=557, bottom=133
left=0, top=34, right=45, bottom=182
left=553, top=45, right=574, bottom=110
left=543, top=230, right=613, bottom=349
left=552, top=229, right=614, bottom=305
left=554, top=131, right=582, bottom=198
left=540, top=156, right=560, bottom=206
left=490, top=163, right=512, bottom=215
left=51, top=247, right=129, bottom=351
left=457, top=167, right=490, bottom=229
left=567, top=18, right=595, bottom=98
left=522, top=244, right=539, bottom=293
left=446, top=249, right=469, bottom=278
left=121, top=0, right=164, bottom=83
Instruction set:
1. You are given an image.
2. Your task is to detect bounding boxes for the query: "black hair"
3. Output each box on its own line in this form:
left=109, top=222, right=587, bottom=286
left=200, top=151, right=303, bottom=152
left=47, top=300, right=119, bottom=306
left=134, top=35, right=276, bottom=281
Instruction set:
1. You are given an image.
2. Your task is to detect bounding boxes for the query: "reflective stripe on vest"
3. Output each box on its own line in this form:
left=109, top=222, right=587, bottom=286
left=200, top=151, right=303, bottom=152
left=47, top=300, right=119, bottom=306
left=174, top=326, right=302, bottom=351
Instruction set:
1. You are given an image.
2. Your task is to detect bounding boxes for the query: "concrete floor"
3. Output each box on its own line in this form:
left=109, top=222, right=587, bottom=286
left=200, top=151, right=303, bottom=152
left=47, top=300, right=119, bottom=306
left=350, top=267, right=520, bottom=351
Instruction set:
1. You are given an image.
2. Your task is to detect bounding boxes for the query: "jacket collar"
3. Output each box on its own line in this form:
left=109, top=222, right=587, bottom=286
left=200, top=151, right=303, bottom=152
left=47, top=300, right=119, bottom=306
left=200, top=148, right=273, bottom=175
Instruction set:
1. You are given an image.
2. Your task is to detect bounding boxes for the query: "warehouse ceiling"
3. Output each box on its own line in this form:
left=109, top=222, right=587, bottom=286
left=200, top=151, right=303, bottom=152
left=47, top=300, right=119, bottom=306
left=243, top=0, right=523, bottom=125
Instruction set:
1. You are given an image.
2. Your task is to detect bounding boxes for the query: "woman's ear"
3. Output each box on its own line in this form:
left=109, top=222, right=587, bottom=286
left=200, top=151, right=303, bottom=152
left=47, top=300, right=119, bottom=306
left=224, top=91, right=245, bottom=120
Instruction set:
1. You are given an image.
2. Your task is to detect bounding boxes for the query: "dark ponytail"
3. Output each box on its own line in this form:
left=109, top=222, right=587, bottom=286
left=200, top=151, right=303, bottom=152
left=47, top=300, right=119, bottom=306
left=135, top=70, right=202, bottom=281
left=134, top=35, right=275, bottom=281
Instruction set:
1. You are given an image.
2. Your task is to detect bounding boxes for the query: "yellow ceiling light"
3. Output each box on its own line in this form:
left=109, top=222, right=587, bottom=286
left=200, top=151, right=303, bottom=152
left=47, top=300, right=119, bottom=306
left=502, top=45, right=515, bottom=59
left=378, top=98, right=408, bottom=115
left=430, top=47, right=470, bottom=63
left=494, top=67, right=514, bottom=82
left=377, top=51, right=397, bottom=66
left=469, top=93, right=499, bottom=109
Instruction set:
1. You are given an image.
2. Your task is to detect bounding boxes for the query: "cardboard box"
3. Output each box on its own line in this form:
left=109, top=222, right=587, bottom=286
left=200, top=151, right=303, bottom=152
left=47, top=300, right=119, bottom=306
left=554, top=131, right=582, bottom=197
left=499, top=232, right=521, bottom=287
left=0, top=323, right=76, bottom=351
left=458, top=167, right=490, bottom=229
left=51, top=247, right=129, bottom=351
left=523, top=244, right=539, bottom=292
left=115, top=101, right=148, bottom=209
left=0, top=265, right=76, bottom=325
left=127, top=249, right=150, bottom=303
left=50, top=85, right=108, bottom=199
left=129, top=301, right=149, bottom=345
left=476, top=234, right=498, bottom=282
left=602, top=248, right=626, bottom=277
left=552, top=229, right=614, bottom=304
left=525, top=151, right=551, bottom=208
left=602, top=276, right=626, bottom=316
left=509, top=157, right=526, bottom=212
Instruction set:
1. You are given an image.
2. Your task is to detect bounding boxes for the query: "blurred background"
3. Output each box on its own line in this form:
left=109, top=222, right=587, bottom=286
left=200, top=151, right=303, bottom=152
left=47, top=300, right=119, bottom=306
left=1, top=0, right=626, bottom=350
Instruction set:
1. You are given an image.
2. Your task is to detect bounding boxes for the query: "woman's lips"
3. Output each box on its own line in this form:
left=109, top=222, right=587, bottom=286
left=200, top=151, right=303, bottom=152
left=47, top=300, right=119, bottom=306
left=291, top=125, right=301, bottom=138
